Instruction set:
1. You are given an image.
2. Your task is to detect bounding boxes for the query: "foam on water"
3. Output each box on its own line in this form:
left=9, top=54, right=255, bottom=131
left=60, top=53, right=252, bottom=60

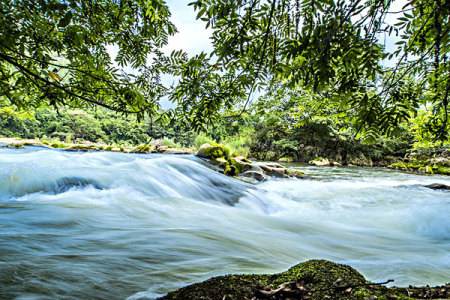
left=0, top=147, right=449, bottom=300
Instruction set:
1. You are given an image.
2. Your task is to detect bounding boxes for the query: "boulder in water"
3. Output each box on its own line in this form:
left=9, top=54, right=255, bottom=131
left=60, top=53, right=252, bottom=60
left=309, top=157, right=331, bottom=166
left=240, top=170, right=267, bottom=182
left=159, top=259, right=447, bottom=300
left=231, top=156, right=253, bottom=173
left=424, top=183, right=450, bottom=190
left=255, top=162, right=289, bottom=178
left=286, top=168, right=305, bottom=178
left=197, top=143, right=230, bottom=159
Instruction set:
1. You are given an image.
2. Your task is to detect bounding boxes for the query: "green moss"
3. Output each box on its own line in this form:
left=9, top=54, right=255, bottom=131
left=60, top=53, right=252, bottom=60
left=50, top=142, right=66, bottom=148
left=279, top=156, right=294, bottom=163
left=64, top=144, right=98, bottom=151
left=389, top=159, right=450, bottom=176
left=132, top=144, right=154, bottom=153
left=159, top=260, right=426, bottom=300
left=435, top=165, right=450, bottom=175
left=197, top=143, right=230, bottom=159
left=286, top=169, right=305, bottom=178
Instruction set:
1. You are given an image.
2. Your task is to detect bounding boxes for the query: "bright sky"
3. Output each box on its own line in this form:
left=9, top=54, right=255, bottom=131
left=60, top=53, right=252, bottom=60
left=163, top=1, right=213, bottom=55
left=163, top=0, right=406, bottom=56
left=109, top=0, right=407, bottom=107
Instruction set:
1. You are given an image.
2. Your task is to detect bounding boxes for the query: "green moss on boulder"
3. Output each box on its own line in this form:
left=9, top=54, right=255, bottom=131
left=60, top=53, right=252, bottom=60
left=159, top=260, right=447, bottom=300
left=132, top=144, right=154, bottom=153
left=197, top=143, right=231, bottom=160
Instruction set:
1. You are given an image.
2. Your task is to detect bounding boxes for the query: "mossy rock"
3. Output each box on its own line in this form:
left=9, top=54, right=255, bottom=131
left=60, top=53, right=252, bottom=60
left=197, top=143, right=231, bottom=160
left=389, top=160, right=450, bottom=176
left=230, top=157, right=253, bottom=174
left=286, top=168, right=305, bottom=178
left=309, top=157, right=331, bottom=166
left=132, top=144, right=154, bottom=153
left=279, top=156, right=294, bottom=163
left=65, top=144, right=98, bottom=151
left=159, top=260, right=439, bottom=300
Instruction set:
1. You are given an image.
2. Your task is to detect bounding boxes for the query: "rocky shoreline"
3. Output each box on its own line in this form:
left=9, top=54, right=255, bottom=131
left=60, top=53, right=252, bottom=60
left=158, top=260, right=449, bottom=300
left=0, top=137, right=193, bottom=154
left=2, top=137, right=450, bottom=178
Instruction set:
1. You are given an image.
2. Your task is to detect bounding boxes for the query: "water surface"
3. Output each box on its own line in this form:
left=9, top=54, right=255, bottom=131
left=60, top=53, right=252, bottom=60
left=0, top=147, right=449, bottom=299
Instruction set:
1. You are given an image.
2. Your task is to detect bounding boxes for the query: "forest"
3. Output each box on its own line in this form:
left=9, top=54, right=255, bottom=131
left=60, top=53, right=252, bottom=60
left=0, top=1, right=449, bottom=300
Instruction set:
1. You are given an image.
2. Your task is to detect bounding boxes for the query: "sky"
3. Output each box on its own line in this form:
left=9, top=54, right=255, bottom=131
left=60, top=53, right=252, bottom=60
left=163, top=1, right=213, bottom=55
left=109, top=0, right=407, bottom=107
left=163, top=0, right=406, bottom=57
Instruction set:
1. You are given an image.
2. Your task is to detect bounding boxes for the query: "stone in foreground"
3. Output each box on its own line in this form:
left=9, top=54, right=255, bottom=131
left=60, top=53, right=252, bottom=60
left=159, top=260, right=449, bottom=300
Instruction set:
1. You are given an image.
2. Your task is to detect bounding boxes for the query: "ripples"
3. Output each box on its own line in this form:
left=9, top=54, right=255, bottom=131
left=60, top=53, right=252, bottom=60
left=0, top=148, right=449, bottom=299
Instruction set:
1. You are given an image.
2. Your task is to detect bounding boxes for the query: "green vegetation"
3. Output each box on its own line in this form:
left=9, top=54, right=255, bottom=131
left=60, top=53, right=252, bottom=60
left=1, top=1, right=449, bottom=164
left=1, top=1, right=450, bottom=297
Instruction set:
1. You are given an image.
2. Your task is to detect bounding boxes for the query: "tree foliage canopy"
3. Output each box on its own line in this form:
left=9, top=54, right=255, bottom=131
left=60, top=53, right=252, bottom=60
left=0, top=0, right=175, bottom=116
left=0, top=0, right=449, bottom=140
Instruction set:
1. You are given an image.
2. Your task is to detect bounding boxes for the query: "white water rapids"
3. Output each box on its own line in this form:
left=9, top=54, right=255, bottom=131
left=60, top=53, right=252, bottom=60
left=0, top=147, right=449, bottom=299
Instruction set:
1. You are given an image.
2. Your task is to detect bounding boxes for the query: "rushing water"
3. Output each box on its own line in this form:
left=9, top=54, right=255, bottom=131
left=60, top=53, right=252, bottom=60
left=0, top=147, right=449, bottom=300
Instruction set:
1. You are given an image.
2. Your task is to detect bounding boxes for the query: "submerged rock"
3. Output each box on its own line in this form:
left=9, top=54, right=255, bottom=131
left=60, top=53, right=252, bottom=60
left=240, top=170, right=267, bottom=182
left=424, top=183, right=450, bottom=190
left=159, top=259, right=448, bottom=300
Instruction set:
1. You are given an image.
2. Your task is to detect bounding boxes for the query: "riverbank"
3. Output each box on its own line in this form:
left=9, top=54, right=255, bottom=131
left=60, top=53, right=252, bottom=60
left=0, top=137, right=193, bottom=154
left=160, top=260, right=449, bottom=300
left=2, top=136, right=450, bottom=177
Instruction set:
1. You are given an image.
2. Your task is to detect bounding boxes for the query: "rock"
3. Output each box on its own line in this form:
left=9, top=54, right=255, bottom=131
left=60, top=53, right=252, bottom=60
left=231, top=156, right=253, bottom=173
left=240, top=170, right=267, bottom=182
left=309, top=157, right=330, bottom=166
left=155, top=145, right=169, bottom=153
left=6, top=143, right=25, bottom=149
left=389, top=160, right=450, bottom=176
left=278, top=156, right=294, bottom=163
left=424, top=183, right=450, bottom=190
left=429, top=157, right=450, bottom=167
left=131, top=144, right=154, bottom=153
left=159, top=259, right=440, bottom=300
left=255, top=162, right=289, bottom=178
left=212, top=157, right=228, bottom=166
left=196, top=143, right=229, bottom=159
left=286, top=169, right=305, bottom=178
left=348, top=154, right=373, bottom=167
left=65, top=144, right=98, bottom=151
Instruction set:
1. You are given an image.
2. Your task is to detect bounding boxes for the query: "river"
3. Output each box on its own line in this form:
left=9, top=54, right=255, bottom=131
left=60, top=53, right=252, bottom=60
left=0, top=147, right=449, bottom=299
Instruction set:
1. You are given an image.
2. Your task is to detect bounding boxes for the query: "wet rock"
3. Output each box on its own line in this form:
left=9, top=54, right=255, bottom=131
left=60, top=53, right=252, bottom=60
left=231, top=156, right=253, bottom=173
left=63, top=143, right=102, bottom=151
left=278, top=156, right=294, bottom=163
left=424, top=183, right=450, bottom=190
left=348, top=154, right=373, bottom=167
left=429, top=157, right=450, bottom=167
left=159, top=259, right=445, bottom=300
left=240, top=170, right=267, bottom=182
left=131, top=144, right=154, bottom=153
left=286, top=169, right=305, bottom=178
left=198, top=148, right=305, bottom=180
left=197, top=143, right=230, bottom=159
left=309, top=157, right=330, bottom=166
